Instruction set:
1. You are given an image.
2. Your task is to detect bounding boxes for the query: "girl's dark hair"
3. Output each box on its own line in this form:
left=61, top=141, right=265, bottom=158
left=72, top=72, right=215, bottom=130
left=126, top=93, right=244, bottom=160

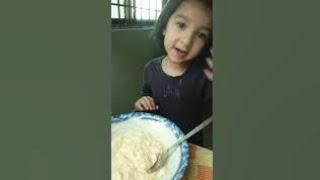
left=153, top=0, right=213, bottom=56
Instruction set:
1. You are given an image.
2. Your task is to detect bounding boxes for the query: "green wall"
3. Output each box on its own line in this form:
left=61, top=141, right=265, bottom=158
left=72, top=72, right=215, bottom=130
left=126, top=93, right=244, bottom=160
left=1, top=0, right=110, bottom=179
left=111, top=28, right=160, bottom=115
left=213, top=0, right=320, bottom=179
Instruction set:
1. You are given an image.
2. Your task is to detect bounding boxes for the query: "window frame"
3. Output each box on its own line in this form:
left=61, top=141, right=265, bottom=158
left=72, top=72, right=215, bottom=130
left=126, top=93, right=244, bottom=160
left=111, top=0, right=164, bottom=29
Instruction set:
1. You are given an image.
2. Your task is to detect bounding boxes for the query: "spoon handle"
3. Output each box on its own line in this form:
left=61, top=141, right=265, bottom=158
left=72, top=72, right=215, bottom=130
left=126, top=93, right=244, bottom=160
left=167, top=116, right=213, bottom=155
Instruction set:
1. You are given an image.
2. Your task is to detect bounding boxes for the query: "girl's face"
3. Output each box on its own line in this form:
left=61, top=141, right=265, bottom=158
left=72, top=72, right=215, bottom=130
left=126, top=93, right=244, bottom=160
left=163, top=0, right=212, bottom=64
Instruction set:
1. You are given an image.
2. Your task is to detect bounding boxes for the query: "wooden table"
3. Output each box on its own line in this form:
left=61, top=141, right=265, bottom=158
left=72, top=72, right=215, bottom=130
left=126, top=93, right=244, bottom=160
left=182, top=143, right=213, bottom=180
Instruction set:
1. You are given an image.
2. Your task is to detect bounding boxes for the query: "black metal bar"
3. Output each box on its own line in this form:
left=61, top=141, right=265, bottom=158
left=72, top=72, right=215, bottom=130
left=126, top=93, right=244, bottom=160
left=111, top=0, right=160, bottom=28
left=148, top=0, right=150, bottom=20
left=117, top=0, right=120, bottom=18
left=112, top=18, right=156, bottom=28
left=111, top=3, right=152, bottom=11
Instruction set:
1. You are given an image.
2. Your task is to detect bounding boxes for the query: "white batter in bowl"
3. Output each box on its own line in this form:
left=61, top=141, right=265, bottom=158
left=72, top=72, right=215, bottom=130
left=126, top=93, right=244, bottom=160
left=111, top=112, right=189, bottom=180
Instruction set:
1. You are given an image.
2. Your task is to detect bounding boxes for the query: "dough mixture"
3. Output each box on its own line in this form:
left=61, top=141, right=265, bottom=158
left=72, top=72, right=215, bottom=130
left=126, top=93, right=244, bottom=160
left=112, top=129, right=169, bottom=180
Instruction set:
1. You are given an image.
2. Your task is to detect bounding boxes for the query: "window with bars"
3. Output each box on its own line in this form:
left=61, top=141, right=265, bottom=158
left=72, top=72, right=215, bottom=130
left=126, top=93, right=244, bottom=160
left=111, top=0, right=163, bottom=28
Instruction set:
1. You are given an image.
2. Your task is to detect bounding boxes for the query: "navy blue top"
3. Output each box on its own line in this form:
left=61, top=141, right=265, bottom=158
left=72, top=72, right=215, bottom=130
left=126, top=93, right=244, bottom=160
left=140, top=56, right=212, bottom=145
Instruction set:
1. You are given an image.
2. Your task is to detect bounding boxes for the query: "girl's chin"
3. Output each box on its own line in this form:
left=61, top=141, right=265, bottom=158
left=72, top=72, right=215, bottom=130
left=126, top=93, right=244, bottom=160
left=168, top=54, right=187, bottom=63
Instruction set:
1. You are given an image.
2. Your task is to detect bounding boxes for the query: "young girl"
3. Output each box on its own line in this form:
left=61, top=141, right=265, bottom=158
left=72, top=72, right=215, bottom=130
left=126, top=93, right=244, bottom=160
left=134, top=0, right=213, bottom=146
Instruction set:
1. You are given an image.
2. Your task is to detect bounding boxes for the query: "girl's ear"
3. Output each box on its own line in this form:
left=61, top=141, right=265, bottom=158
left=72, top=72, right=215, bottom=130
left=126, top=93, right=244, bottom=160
left=162, top=29, right=166, bottom=36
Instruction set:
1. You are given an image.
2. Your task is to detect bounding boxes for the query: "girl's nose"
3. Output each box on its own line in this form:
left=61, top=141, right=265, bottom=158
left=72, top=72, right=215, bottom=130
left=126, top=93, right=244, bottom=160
left=181, top=31, right=194, bottom=48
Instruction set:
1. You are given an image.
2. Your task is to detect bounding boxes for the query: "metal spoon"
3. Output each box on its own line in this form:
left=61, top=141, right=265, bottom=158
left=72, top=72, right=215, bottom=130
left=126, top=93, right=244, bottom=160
left=147, top=116, right=213, bottom=173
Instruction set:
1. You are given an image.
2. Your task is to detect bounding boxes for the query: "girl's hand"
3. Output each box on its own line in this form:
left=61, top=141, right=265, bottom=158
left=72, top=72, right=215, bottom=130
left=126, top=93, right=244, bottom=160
left=134, top=96, right=159, bottom=111
left=204, top=57, right=213, bottom=81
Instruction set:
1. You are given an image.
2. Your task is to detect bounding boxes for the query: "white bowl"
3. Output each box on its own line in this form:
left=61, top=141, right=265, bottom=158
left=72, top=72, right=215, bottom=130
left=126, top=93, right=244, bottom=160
left=112, top=112, right=189, bottom=180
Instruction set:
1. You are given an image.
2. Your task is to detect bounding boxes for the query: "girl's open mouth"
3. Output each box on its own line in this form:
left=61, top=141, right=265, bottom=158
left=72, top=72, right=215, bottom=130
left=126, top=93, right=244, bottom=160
left=173, top=47, right=187, bottom=58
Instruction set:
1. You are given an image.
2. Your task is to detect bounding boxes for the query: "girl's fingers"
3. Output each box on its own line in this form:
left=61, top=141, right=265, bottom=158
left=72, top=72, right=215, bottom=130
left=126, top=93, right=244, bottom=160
left=206, top=57, right=213, bottom=69
left=135, top=101, right=144, bottom=111
left=135, top=98, right=148, bottom=111
left=135, top=96, right=158, bottom=111
left=204, top=57, right=213, bottom=81
left=138, top=100, right=149, bottom=111
left=142, top=96, right=153, bottom=110
left=204, top=69, right=213, bottom=81
left=145, top=96, right=156, bottom=110
left=140, top=101, right=149, bottom=111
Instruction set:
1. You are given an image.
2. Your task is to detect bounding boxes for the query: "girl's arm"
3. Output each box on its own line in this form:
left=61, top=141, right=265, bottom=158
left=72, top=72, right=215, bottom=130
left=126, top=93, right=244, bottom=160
left=134, top=65, right=159, bottom=111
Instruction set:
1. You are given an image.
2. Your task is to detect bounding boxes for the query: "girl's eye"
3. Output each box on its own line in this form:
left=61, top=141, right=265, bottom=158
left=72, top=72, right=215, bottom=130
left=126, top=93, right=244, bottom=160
left=176, top=22, right=186, bottom=29
left=197, top=32, right=208, bottom=40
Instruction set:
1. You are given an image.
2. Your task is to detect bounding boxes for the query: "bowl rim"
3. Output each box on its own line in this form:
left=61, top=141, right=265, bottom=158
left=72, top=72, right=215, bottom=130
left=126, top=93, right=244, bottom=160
left=111, top=111, right=190, bottom=180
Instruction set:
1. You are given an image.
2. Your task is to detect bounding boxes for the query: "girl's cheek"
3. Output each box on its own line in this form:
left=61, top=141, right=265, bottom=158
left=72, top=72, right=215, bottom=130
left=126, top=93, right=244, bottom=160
left=194, top=39, right=204, bottom=47
left=173, top=27, right=180, bottom=34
